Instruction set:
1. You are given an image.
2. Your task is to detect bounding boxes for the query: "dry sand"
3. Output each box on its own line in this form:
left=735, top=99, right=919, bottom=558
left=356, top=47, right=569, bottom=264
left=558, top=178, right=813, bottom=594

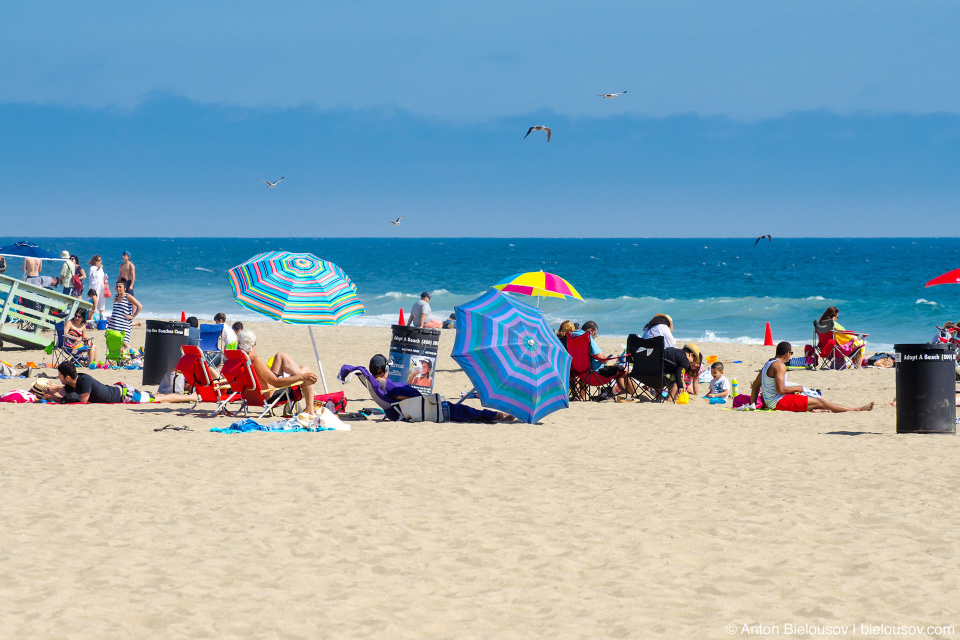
left=1, top=321, right=958, bottom=639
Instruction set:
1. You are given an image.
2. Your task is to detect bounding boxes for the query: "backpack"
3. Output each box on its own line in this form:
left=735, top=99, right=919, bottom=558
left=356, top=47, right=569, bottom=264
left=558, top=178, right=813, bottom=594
left=158, top=370, right=185, bottom=395
left=71, top=273, right=82, bottom=290
left=394, top=394, right=449, bottom=423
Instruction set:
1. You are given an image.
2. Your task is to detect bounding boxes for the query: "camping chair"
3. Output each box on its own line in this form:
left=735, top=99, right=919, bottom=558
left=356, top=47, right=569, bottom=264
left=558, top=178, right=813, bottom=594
left=566, top=332, right=619, bottom=401
left=198, top=323, right=224, bottom=367
left=626, top=334, right=667, bottom=402
left=52, top=321, right=90, bottom=366
left=812, top=321, right=868, bottom=370
left=176, top=345, right=238, bottom=416
left=104, top=329, right=130, bottom=366
left=341, top=367, right=396, bottom=420
left=221, top=349, right=302, bottom=419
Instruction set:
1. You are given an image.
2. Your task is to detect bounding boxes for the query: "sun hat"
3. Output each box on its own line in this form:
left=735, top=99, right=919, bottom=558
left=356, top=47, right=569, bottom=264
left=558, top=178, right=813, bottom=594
left=683, top=343, right=701, bottom=363
left=59, top=250, right=70, bottom=259
left=31, top=378, right=54, bottom=396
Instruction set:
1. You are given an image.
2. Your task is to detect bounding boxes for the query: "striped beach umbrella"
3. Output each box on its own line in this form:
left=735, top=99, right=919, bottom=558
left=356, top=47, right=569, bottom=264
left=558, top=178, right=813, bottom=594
left=227, top=251, right=364, bottom=392
left=493, top=270, right=583, bottom=307
left=451, top=288, right=571, bottom=424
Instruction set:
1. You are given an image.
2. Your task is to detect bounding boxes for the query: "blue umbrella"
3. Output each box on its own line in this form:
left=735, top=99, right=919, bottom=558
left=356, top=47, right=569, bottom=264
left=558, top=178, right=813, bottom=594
left=0, top=242, right=61, bottom=261
left=451, top=288, right=571, bottom=423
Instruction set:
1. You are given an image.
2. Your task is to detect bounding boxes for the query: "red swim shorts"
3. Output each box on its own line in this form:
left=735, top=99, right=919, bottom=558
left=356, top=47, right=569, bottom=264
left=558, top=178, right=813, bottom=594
left=775, top=394, right=809, bottom=412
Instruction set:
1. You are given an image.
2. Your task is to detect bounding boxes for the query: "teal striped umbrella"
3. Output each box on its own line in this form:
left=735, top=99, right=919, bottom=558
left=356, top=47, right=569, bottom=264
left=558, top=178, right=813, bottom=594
left=227, top=251, right=364, bottom=392
left=451, top=288, right=571, bottom=423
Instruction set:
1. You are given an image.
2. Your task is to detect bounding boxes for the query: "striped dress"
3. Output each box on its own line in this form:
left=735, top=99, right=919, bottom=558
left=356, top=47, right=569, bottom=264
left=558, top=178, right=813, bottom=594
left=107, top=295, right=134, bottom=339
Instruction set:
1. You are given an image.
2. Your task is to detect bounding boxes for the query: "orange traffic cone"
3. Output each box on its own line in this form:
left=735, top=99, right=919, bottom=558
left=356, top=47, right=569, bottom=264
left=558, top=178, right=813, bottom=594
left=398, top=308, right=405, bottom=326
left=763, top=322, right=774, bottom=346
left=181, top=311, right=186, bottom=322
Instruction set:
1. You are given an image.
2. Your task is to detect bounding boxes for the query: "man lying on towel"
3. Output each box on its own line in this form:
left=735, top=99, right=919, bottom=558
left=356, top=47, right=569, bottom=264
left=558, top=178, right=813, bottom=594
left=44, top=362, right=198, bottom=405
left=750, top=341, right=873, bottom=413
left=340, top=354, right=514, bottom=423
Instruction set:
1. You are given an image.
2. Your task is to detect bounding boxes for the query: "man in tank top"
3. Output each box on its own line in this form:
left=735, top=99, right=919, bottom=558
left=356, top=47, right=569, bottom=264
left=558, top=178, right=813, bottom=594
left=750, top=342, right=873, bottom=413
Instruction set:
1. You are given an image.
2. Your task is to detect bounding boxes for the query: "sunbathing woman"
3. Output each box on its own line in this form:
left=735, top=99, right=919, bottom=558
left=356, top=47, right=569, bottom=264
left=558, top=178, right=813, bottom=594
left=236, top=329, right=318, bottom=416
left=64, top=310, right=97, bottom=363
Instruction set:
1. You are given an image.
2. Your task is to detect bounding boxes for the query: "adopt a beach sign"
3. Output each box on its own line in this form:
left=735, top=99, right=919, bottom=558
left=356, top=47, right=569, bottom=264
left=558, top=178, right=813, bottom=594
left=387, top=325, right=441, bottom=394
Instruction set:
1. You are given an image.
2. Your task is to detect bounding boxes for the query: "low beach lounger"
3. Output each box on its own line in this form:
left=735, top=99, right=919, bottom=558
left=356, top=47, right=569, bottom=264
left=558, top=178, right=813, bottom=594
left=221, top=349, right=302, bottom=419
left=176, top=345, right=237, bottom=416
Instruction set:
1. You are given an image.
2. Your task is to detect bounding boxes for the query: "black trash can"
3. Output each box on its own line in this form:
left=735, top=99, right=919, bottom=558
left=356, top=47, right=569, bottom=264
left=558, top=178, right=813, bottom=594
left=894, top=343, right=956, bottom=434
left=143, top=320, right=190, bottom=386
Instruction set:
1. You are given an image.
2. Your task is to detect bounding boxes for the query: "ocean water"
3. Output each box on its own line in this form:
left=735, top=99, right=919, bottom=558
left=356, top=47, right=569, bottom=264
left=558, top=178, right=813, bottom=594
left=5, top=237, right=960, bottom=352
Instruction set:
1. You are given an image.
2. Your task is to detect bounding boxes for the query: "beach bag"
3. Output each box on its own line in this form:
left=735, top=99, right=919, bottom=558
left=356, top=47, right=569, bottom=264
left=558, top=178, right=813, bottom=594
left=394, top=394, right=449, bottom=423
left=0, top=362, right=14, bottom=376
left=71, top=273, right=82, bottom=290
left=158, top=371, right=186, bottom=395
left=0, top=390, right=38, bottom=403
left=314, top=391, right=347, bottom=414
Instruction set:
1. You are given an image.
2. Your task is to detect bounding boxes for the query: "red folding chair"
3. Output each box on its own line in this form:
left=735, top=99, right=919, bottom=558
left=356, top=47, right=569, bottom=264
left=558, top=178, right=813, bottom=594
left=222, top=349, right=302, bottom=419
left=812, top=321, right=868, bottom=370
left=566, top=332, right=619, bottom=400
left=175, top=344, right=238, bottom=416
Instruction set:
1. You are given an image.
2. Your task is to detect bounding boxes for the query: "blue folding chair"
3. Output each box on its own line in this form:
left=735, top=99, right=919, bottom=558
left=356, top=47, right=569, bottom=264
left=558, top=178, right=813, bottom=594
left=198, top=323, right=224, bottom=367
left=53, top=321, right=90, bottom=366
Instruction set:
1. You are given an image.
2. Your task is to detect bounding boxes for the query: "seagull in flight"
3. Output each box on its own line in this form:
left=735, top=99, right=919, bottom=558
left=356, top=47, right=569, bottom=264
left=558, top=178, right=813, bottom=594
left=259, top=177, right=285, bottom=188
left=754, top=234, right=772, bottom=246
left=389, top=216, right=404, bottom=226
left=599, top=91, right=628, bottom=98
left=523, top=125, right=551, bottom=142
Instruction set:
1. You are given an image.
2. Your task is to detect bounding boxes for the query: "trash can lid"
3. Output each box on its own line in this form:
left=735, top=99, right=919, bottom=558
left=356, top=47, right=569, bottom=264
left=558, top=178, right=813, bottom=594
left=894, top=342, right=956, bottom=352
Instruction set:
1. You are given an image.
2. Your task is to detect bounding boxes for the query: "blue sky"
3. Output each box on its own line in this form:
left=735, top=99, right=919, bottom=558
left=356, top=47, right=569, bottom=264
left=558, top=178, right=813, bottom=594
left=2, top=1, right=959, bottom=236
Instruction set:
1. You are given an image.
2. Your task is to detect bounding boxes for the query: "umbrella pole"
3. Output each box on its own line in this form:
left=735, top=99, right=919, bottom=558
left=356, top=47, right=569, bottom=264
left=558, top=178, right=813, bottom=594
left=308, top=326, right=329, bottom=394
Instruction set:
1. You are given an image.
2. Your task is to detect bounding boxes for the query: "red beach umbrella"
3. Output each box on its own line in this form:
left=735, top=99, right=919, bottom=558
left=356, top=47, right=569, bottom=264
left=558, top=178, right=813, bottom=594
left=925, top=268, right=960, bottom=288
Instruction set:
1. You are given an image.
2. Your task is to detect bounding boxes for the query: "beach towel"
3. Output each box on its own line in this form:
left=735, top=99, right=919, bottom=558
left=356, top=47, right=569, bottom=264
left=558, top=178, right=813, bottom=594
left=210, top=417, right=337, bottom=434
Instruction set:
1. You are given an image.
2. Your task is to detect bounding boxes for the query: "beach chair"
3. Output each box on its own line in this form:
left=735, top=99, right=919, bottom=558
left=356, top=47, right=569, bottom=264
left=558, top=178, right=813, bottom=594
left=198, top=323, right=224, bottom=367
left=104, top=329, right=129, bottom=366
left=52, top=321, right=90, bottom=366
left=175, top=345, right=238, bottom=416
left=812, top=321, right=868, bottom=370
left=626, top=334, right=666, bottom=402
left=566, top=332, right=619, bottom=401
left=221, top=349, right=302, bottom=419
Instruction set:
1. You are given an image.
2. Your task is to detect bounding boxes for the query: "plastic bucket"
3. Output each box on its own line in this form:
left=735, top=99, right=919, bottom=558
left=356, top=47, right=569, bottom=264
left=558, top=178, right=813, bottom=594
left=96, top=320, right=107, bottom=330
left=894, top=343, right=956, bottom=434
left=143, top=320, right=189, bottom=386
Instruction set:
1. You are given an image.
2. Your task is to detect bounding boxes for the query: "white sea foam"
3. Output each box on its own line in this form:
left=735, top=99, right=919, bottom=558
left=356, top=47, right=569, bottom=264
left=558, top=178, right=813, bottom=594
left=194, top=267, right=214, bottom=273
left=916, top=299, right=940, bottom=306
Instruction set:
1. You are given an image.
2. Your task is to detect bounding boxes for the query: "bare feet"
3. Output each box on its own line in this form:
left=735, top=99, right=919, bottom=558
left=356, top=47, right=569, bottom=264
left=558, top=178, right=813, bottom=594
left=493, top=412, right=516, bottom=422
left=859, top=402, right=874, bottom=411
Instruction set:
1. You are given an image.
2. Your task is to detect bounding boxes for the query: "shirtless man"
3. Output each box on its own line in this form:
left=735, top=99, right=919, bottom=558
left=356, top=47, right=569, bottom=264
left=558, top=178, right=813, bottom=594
left=118, top=251, right=136, bottom=295
left=22, top=256, right=42, bottom=284
left=751, top=341, right=873, bottom=413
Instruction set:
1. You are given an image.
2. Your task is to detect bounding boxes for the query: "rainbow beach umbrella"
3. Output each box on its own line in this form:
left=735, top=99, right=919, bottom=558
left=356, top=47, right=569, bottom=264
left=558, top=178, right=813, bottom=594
left=451, top=288, right=571, bottom=423
left=493, top=270, right=582, bottom=307
left=227, top=251, right=365, bottom=392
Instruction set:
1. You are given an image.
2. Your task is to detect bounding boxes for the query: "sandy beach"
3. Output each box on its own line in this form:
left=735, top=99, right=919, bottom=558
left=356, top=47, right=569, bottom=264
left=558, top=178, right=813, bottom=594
left=1, top=321, right=957, bottom=639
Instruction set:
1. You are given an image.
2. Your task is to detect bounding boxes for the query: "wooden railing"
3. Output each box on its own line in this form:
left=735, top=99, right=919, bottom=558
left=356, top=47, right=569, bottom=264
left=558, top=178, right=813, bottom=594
left=0, top=274, right=93, bottom=349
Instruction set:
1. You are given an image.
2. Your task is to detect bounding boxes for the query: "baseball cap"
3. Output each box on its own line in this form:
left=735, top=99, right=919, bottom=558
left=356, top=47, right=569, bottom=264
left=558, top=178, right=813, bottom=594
left=369, top=354, right=388, bottom=370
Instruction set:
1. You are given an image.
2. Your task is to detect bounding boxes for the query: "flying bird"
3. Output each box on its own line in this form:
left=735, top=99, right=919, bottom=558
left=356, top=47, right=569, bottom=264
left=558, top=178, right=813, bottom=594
left=599, top=91, right=628, bottom=98
left=754, top=235, right=772, bottom=246
left=389, top=216, right=404, bottom=226
left=259, top=177, right=285, bottom=188
left=523, top=125, right=551, bottom=142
